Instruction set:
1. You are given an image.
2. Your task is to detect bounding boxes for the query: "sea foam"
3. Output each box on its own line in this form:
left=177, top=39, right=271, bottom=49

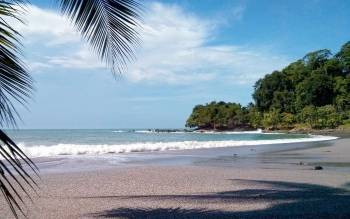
left=19, top=135, right=338, bottom=158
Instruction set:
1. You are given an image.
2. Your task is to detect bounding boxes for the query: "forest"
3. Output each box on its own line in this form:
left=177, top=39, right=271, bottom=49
left=186, top=41, right=350, bottom=130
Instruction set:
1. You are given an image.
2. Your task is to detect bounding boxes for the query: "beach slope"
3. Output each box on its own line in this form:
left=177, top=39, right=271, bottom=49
left=1, top=138, right=350, bottom=218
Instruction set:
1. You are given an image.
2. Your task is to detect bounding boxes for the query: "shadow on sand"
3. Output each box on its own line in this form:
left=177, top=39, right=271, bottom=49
left=89, top=179, right=350, bottom=218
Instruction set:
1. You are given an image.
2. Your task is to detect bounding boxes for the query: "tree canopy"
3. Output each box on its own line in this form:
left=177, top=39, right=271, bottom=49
left=187, top=41, right=350, bottom=131
left=186, top=101, right=250, bottom=130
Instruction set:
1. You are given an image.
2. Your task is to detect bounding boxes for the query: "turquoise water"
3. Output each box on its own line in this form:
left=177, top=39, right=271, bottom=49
left=6, top=129, right=309, bottom=146
left=4, top=129, right=337, bottom=157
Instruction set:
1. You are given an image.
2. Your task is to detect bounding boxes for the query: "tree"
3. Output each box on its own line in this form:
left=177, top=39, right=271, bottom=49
left=303, top=49, right=332, bottom=70
left=261, top=109, right=281, bottom=130
left=334, top=76, right=350, bottom=111
left=253, top=71, right=291, bottom=112
left=295, top=69, right=334, bottom=109
left=0, top=0, right=142, bottom=217
left=189, top=42, right=350, bottom=132
left=186, top=102, right=251, bottom=130
left=297, top=105, right=341, bottom=129
left=315, top=105, right=342, bottom=129
left=247, top=104, right=262, bottom=128
left=280, top=112, right=295, bottom=129
left=336, top=41, right=350, bottom=74
left=186, top=104, right=213, bottom=129
left=324, top=58, right=343, bottom=77
left=282, top=60, right=309, bottom=84
left=271, top=90, right=295, bottom=113
left=297, top=105, right=317, bottom=128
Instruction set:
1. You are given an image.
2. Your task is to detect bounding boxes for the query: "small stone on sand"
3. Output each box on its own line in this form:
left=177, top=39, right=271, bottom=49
left=314, top=166, right=323, bottom=170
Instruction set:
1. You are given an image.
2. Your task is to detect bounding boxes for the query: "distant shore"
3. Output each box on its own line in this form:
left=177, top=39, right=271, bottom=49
left=195, top=127, right=350, bottom=138
left=267, top=127, right=350, bottom=138
left=108, top=127, right=350, bottom=137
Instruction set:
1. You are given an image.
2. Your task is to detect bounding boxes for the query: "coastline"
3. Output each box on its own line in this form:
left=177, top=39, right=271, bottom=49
left=267, top=128, right=350, bottom=138
left=1, top=137, right=350, bottom=218
left=196, top=127, right=350, bottom=138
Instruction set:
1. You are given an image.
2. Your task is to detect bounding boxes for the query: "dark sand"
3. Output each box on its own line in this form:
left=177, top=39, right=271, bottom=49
left=1, top=138, right=350, bottom=218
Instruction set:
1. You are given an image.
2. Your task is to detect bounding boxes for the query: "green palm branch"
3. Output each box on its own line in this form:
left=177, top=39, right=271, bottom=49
left=0, top=0, right=142, bottom=217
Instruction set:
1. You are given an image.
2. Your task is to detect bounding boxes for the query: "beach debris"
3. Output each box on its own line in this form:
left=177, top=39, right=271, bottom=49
left=314, top=166, right=323, bottom=170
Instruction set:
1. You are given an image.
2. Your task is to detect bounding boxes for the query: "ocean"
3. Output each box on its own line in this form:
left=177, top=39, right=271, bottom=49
left=4, top=129, right=338, bottom=158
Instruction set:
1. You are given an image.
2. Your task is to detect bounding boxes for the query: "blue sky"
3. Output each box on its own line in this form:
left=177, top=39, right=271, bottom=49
left=12, top=0, right=350, bottom=129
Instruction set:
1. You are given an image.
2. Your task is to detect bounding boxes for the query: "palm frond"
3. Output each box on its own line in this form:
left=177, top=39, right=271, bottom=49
left=0, top=1, right=37, bottom=218
left=58, top=0, right=142, bottom=74
left=0, top=0, right=142, bottom=217
left=0, top=129, right=39, bottom=218
left=0, top=0, right=33, bottom=127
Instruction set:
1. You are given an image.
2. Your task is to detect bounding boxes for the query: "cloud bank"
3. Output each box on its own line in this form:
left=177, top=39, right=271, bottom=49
left=13, top=2, right=289, bottom=85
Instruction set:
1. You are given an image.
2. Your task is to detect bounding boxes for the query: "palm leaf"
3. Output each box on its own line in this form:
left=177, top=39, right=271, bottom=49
left=0, top=0, right=142, bottom=217
left=0, top=129, right=39, bottom=218
left=0, top=1, right=37, bottom=218
left=0, top=0, right=33, bottom=127
left=58, top=0, right=142, bottom=74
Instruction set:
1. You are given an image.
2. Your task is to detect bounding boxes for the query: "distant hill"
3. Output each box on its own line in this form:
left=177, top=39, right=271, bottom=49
left=186, top=41, right=350, bottom=131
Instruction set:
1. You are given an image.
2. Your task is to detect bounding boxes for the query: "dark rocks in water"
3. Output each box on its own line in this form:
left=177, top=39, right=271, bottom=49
left=314, top=166, right=323, bottom=170
left=195, top=126, right=256, bottom=132
left=153, top=129, right=188, bottom=133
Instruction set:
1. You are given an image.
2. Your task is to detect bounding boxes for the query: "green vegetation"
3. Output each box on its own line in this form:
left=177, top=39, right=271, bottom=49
left=186, top=102, right=250, bottom=130
left=186, top=42, right=350, bottom=131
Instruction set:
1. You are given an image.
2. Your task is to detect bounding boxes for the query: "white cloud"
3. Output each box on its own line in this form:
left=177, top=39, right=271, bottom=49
left=8, top=5, right=102, bottom=71
left=46, top=46, right=104, bottom=69
left=11, top=5, right=80, bottom=45
left=26, top=61, right=52, bottom=73
left=127, top=2, right=289, bottom=84
left=13, top=2, right=289, bottom=84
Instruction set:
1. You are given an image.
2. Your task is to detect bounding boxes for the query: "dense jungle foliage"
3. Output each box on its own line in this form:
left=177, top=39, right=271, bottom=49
left=186, top=42, right=350, bottom=130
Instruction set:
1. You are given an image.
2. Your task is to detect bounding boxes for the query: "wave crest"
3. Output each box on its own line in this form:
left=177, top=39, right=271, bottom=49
left=19, top=135, right=337, bottom=158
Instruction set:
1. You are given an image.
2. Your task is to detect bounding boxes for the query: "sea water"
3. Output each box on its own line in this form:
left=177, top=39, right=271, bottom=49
left=4, top=129, right=337, bottom=158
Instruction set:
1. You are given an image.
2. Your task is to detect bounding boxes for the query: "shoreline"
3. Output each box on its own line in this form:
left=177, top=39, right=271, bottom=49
left=196, top=127, right=350, bottom=138
left=8, top=165, right=350, bottom=218
left=18, top=130, right=339, bottom=159
left=27, top=134, right=339, bottom=175
left=1, top=138, right=350, bottom=218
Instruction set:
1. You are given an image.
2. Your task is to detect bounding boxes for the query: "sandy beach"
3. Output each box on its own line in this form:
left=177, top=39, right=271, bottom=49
left=1, top=138, right=350, bottom=218
left=1, top=0, right=349, bottom=218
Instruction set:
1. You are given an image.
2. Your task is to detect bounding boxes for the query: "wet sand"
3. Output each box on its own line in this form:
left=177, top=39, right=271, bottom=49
left=1, top=138, right=350, bottom=218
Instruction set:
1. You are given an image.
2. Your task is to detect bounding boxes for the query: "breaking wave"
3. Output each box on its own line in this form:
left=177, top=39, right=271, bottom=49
left=19, top=135, right=338, bottom=158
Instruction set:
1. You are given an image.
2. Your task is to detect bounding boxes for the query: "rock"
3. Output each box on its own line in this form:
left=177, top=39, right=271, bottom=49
left=299, top=161, right=304, bottom=165
left=314, top=166, right=323, bottom=170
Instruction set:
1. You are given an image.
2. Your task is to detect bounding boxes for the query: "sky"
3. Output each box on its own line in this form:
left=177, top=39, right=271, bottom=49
left=10, top=0, right=350, bottom=129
